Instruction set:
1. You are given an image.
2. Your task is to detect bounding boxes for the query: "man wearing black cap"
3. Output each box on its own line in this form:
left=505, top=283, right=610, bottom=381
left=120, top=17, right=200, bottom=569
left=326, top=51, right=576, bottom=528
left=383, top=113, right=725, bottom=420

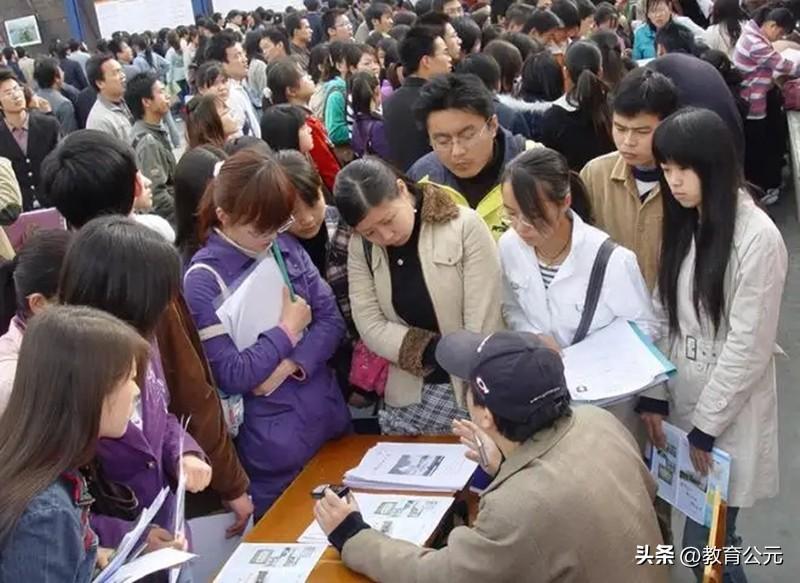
left=314, top=331, right=668, bottom=583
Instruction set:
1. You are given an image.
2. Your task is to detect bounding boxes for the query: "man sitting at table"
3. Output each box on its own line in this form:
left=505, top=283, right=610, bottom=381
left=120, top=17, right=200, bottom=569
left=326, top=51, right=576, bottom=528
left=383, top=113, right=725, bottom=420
left=314, top=330, right=668, bottom=583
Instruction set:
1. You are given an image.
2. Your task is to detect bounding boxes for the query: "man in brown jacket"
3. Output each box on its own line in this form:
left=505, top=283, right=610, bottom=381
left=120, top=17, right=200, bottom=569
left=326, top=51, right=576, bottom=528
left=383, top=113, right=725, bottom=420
left=315, top=331, right=668, bottom=583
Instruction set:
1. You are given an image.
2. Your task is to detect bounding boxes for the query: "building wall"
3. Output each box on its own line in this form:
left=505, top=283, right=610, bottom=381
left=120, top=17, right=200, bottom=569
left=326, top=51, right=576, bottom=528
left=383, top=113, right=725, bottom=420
left=1, top=0, right=74, bottom=55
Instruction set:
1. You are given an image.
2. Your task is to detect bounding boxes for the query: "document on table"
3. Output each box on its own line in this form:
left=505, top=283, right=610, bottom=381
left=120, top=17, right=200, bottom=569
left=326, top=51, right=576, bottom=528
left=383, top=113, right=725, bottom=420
left=344, top=442, right=478, bottom=492
left=649, top=422, right=731, bottom=528
left=561, top=320, right=676, bottom=407
left=213, top=543, right=326, bottom=583
left=187, top=512, right=253, bottom=583
left=298, top=493, right=454, bottom=546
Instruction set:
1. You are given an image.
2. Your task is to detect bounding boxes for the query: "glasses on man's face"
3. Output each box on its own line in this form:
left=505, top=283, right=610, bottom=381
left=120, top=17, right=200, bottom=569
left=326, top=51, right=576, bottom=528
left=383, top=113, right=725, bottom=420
left=430, top=120, right=491, bottom=152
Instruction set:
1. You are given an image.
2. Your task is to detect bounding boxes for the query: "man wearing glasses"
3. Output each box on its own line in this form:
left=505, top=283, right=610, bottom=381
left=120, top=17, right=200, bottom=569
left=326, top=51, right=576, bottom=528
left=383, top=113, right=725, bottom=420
left=408, top=73, right=535, bottom=238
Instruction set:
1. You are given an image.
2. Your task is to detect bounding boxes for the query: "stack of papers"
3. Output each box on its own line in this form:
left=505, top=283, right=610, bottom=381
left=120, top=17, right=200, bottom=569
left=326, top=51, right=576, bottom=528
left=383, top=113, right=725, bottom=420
left=561, top=320, right=676, bottom=407
left=343, top=442, right=478, bottom=492
left=214, top=543, right=326, bottom=583
left=298, top=493, right=454, bottom=546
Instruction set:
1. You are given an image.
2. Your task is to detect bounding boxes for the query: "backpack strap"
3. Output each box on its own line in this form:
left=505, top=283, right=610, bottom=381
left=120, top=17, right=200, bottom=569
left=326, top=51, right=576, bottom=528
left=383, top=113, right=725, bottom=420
left=362, top=237, right=374, bottom=277
left=572, top=238, right=617, bottom=345
left=184, top=263, right=229, bottom=341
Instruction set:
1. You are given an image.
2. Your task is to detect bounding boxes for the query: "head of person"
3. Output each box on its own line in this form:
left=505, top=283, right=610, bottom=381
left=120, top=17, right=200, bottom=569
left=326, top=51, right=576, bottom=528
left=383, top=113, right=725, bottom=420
left=334, top=156, right=422, bottom=246
left=499, top=31, right=540, bottom=62
left=653, top=107, right=739, bottom=335
left=645, top=0, right=673, bottom=30
left=2, top=47, right=17, bottom=63
left=564, top=40, right=611, bottom=137
left=227, top=10, right=244, bottom=27
left=377, top=37, right=400, bottom=69
left=87, top=53, right=125, bottom=101
left=711, top=0, right=747, bottom=45
left=525, top=9, right=563, bottom=46
left=124, top=72, right=170, bottom=122
left=519, top=51, right=566, bottom=102
left=0, top=305, right=148, bottom=545
left=305, top=0, right=321, bottom=11
left=262, top=26, right=292, bottom=63
left=483, top=40, right=522, bottom=94
left=174, top=146, right=226, bottom=263
left=40, top=130, right=151, bottom=228
left=505, top=3, right=535, bottom=33
left=206, top=31, right=248, bottom=81
left=501, top=147, right=591, bottom=246
left=244, top=30, right=267, bottom=63
left=309, top=43, right=331, bottom=84
left=285, top=12, right=313, bottom=46
left=350, top=70, right=381, bottom=115
left=32, top=57, right=63, bottom=91
left=0, top=70, right=25, bottom=117
left=260, top=104, right=314, bottom=153
left=753, top=3, right=796, bottom=41
left=186, top=94, right=238, bottom=149
left=355, top=43, right=382, bottom=77
left=611, top=68, right=678, bottom=168
left=575, top=0, right=597, bottom=37
left=59, top=216, right=181, bottom=338
left=195, top=60, right=230, bottom=101
left=655, top=20, right=697, bottom=56
left=550, top=0, right=582, bottom=42
left=389, top=23, right=412, bottom=42
left=470, top=1, right=491, bottom=28
left=593, top=2, right=619, bottom=31
left=108, top=39, right=134, bottom=64
left=394, top=9, right=419, bottom=27
left=434, top=0, right=466, bottom=19
left=323, top=8, right=354, bottom=42
left=197, top=149, right=296, bottom=253
left=589, top=29, right=625, bottom=89
left=275, top=150, right=328, bottom=240
left=436, top=330, right=572, bottom=444
left=268, top=58, right=315, bottom=106
left=327, top=41, right=363, bottom=79
left=455, top=53, right=502, bottom=94
left=452, top=15, right=482, bottom=56
left=367, top=2, right=395, bottom=33
left=417, top=12, right=463, bottom=62
left=399, top=25, right=452, bottom=78
left=415, top=73, right=498, bottom=179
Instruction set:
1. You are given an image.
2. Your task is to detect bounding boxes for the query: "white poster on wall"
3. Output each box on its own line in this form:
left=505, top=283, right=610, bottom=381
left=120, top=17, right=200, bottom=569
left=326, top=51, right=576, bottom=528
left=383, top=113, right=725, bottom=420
left=212, top=0, right=305, bottom=15
left=94, top=0, right=195, bottom=38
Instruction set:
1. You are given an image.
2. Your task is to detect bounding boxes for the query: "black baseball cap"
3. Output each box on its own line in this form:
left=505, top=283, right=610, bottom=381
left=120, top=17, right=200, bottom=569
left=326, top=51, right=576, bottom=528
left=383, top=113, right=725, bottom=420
left=436, top=330, right=570, bottom=423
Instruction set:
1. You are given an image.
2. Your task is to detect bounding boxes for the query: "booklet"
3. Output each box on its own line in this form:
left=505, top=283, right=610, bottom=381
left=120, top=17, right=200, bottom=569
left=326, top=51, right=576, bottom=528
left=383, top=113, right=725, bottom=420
left=3, top=207, right=67, bottom=251
left=298, top=493, right=454, bottom=546
left=343, top=442, right=478, bottom=492
left=561, top=320, right=676, bottom=407
left=213, top=543, right=326, bottom=583
left=649, top=422, right=731, bottom=528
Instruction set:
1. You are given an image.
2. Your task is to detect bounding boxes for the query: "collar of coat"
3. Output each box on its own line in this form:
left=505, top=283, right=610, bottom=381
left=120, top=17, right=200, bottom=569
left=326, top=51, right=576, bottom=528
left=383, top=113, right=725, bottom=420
left=481, top=410, right=576, bottom=497
left=418, top=183, right=460, bottom=224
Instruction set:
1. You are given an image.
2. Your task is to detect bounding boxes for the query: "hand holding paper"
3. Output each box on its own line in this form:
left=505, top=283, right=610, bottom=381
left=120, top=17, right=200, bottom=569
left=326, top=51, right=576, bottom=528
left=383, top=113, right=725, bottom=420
left=146, top=527, right=186, bottom=554
left=181, top=454, right=212, bottom=493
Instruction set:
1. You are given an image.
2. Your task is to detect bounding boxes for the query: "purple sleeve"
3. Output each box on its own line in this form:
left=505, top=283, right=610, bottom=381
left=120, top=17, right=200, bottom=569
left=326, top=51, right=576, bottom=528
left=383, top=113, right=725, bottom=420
left=370, top=121, right=391, bottom=161
left=90, top=514, right=135, bottom=549
left=183, top=267, right=295, bottom=395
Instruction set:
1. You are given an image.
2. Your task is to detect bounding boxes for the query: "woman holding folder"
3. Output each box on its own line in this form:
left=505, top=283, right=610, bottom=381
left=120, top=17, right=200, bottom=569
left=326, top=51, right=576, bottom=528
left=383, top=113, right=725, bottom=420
left=183, top=149, right=350, bottom=519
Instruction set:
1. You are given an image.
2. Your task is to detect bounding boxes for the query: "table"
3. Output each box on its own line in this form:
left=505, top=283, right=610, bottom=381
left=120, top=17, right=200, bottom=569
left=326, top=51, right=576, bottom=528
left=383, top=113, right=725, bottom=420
left=245, top=434, right=463, bottom=583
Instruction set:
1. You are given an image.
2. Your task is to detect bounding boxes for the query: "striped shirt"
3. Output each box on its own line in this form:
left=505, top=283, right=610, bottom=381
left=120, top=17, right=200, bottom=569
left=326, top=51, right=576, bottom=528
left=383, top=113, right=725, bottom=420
left=733, top=19, right=800, bottom=119
left=539, top=263, right=559, bottom=289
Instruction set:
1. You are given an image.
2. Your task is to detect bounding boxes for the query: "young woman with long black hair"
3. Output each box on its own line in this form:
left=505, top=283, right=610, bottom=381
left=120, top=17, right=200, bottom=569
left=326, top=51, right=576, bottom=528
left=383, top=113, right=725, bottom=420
left=704, top=0, right=747, bottom=57
left=638, top=108, right=788, bottom=582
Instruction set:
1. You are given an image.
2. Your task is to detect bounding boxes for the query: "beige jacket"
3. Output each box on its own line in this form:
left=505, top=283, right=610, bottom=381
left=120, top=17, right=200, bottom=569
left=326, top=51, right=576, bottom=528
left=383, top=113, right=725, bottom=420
left=348, top=185, right=503, bottom=408
left=0, top=158, right=22, bottom=260
left=341, top=406, right=668, bottom=583
left=580, top=151, right=662, bottom=291
left=646, top=195, right=787, bottom=508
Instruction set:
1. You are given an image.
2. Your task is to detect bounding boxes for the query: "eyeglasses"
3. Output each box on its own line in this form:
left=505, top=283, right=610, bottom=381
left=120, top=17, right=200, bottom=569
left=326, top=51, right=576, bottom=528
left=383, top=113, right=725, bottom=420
left=502, top=210, right=535, bottom=231
left=277, top=215, right=296, bottom=233
left=430, top=120, right=491, bottom=152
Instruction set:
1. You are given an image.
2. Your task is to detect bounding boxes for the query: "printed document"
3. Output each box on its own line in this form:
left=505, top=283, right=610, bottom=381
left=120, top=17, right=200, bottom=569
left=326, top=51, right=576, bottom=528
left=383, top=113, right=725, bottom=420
left=213, top=543, right=326, bottom=583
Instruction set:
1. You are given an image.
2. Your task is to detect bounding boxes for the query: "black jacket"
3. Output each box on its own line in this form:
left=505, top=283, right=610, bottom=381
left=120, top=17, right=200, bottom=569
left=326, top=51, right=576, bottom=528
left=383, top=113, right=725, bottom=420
left=383, top=76, right=432, bottom=172
left=60, top=57, right=88, bottom=91
left=76, top=87, right=97, bottom=129
left=0, top=112, right=61, bottom=211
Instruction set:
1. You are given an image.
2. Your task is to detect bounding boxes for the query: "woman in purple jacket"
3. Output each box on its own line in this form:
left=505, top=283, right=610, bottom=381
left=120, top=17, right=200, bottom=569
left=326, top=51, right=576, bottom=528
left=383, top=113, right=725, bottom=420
left=183, top=149, right=350, bottom=519
left=59, top=216, right=212, bottom=551
left=349, top=71, right=390, bottom=160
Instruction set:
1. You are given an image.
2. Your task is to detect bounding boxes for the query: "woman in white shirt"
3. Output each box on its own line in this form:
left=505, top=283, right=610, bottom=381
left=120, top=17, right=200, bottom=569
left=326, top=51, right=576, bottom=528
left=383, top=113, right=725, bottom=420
left=499, top=147, right=659, bottom=436
left=704, top=0, right=747, bottom=57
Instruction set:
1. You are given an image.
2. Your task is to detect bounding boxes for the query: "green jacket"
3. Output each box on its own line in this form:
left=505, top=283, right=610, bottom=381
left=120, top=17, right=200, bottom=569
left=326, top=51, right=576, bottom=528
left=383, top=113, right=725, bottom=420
left=323, top=77, right=349, bottom=146
left=131, top=120, right=177, bottom=224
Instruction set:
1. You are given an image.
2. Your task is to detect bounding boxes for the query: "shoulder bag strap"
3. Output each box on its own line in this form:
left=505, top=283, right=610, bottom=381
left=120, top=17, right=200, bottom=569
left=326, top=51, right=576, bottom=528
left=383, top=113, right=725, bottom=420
left=572, top=238, right=618, bottom=345
left=361, top=236, right=373, bottom=277
left=184, top=263, right=230, bottom=341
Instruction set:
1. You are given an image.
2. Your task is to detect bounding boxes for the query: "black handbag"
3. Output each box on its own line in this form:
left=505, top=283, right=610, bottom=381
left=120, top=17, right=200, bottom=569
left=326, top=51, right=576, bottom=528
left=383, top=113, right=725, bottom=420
left=81, top=460, right=140, bottom=522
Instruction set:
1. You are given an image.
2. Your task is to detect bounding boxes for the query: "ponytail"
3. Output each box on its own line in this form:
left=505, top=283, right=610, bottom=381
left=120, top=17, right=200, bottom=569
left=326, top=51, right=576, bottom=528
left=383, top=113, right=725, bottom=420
left=571, top=68, right=612, bottom=141
left=568, top=171, right=593, bottom=224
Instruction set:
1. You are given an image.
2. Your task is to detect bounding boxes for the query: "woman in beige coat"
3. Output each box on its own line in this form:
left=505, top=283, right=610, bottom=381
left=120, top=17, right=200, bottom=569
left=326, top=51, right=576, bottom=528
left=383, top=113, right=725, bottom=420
left=638, top=109, right=787, bottom=582
left=335, top=157, right=504, bottom=434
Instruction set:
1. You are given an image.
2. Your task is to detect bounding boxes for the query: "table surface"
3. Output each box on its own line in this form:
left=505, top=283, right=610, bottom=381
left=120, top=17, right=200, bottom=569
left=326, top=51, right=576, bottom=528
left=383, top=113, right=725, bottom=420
left=245, top=434, right=461, bottom=583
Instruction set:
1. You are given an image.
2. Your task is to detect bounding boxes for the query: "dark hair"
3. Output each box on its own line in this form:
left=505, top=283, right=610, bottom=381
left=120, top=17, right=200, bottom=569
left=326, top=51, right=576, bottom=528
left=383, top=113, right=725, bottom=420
left=327, top=41, right=363, bottom=80
left=244, top=30, right=266, bottom=62
left=499, top=31, right=540, bottom=61
left=0, top=67, right=18, bottom=85
left=305, top=0, right=321, bottom=10
left=68, top=39, right=82, bottom=52
left=505, top=3, right=535, bottom=27
left=398, top=25, right=440, bottom=74
left=197, top=149, right=296, bottom=240
left=452, top=16, right=481, bottom=54
left=263, top=26, right=292, bottom=56
left=565, top=41, right=611, bottom=141
left=366, top=2, right=393, bottom=30
left=334, top=156, right=420, bottom=227
left=711, top=0, right=745, bottom=44
left=644, top=0, right=672, bottom=29
left=576, top=0, right=596, bottom=20
left=175, top=146, right=226, bottom=263
left=481, top=23, right=503, bottom=48
left=350, top=70, right=380, bottom=115
left=260, top=104, right=308, bottom=150
left=186, top=94, right=227, bottom=149
left=524, top=9, right=563, bottom=34
left=700, top=49, right=749, bottom=118
left=654, top=108, right=739, bottom=336
left=503, top=147, right=592, bottom=228
left=206, top=31, right=239, bottom=63
left=378, top=37, right=400, bottom=69
left=0, top=306, right=149, bottom=547
left=309, top=43, right=331, bottom=84
left=393, top=10, right=418, bottom=27
left=752, top=2, right=795, bottom=32
left=414, top=73, right=494, bottom=127
left=59, top=216, right=181, bottom=336
left=519, top=52, right=564, bottom=102
left=594, top=2, right=618, bottom=26
left=589, top=30, right=625, bottom=89
left=167, top=30, right=182, bottom=54
left=483, top=40, right=522, bottom=94
left=284, top=12, right=304, bottom=40
left=32, top=57, right=60, bottom=89
left=267, top=57, right=303, bottom=104
left=195, top=60, right=228, bottom=91
left=275, top=150, right=324, bottom=206
left=40, top=130, right=136, bottom=228
left=416, top=0, right=434, bottom=15
left=130, top=33, right=155, bottom=67
left=612, top=68, right=678, bottom=120
left=86, top=53, right=115, bottom=91
left=124, top=72, right=159, bottom=120
left=551, top=0, right=581, bottom=29
left=455, top=53, right=501, bottom=92
left=224, top=136, right=272, bottom=157
left=322, top=8, right=348, bottom=39
left=656, top=20, right=697, bottom=55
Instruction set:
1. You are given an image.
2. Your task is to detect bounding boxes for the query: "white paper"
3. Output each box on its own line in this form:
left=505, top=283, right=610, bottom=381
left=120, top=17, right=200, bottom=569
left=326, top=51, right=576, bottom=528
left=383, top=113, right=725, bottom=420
left=213, top=543, right=326, bottom=583
left=298, top=493, right=453, bottom=546
left=561, top=320, right=675, bottom=406
left=94, top=0, right=194, bottom=40
left=649, top=422, right=731, bottom=527
left=782, top=48, right=800, bottom=64
left=105, top=548, right=196, bottom=583
left=344, top=442, right=477, bottom=492
left=187, top=513, right=253, bottom=583
left=215, top=253, right=287, bottom=351
left=169, top=417, right=191, bottom=583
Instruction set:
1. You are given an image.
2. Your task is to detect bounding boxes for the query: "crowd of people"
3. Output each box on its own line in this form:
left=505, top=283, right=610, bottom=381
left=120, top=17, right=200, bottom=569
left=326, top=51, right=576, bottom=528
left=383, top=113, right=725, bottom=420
left=0, top=0, right=793, bottom=581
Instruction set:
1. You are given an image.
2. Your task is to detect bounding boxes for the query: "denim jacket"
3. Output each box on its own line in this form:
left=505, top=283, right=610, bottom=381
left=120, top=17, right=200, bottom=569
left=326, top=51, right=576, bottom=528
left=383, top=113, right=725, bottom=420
left=0, top=473, right=97, bottom=583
